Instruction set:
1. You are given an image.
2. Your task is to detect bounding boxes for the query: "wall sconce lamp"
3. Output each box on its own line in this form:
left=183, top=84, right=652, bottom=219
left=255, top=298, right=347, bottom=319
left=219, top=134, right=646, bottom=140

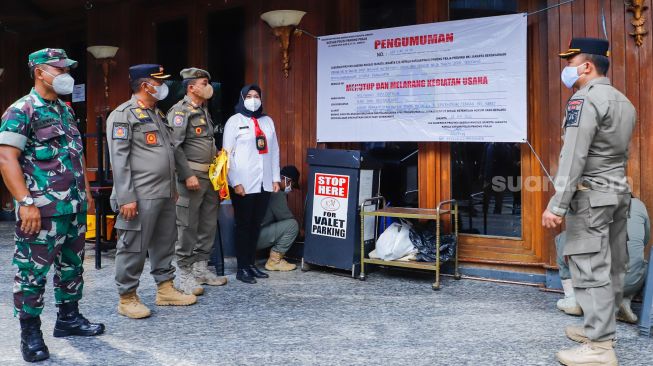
left=87, top=45, right=119, bottom=108
left=260, top=10, right=306, bottom=78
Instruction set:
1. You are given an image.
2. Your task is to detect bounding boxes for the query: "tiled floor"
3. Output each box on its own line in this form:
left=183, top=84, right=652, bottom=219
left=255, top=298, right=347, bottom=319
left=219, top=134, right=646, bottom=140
left=0, top=222, right=651, bottom=365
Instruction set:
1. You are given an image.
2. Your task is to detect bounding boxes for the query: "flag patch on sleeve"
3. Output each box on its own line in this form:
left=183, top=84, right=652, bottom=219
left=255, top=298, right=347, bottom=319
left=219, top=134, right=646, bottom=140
left=112, top=123, right=129, bottom=140
left=564, top=99, right=584, bottom=127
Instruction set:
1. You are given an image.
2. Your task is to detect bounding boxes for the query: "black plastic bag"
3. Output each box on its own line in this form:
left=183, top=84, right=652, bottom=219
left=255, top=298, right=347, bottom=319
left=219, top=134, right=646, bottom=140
left=407, top=220, right=457, bottom=263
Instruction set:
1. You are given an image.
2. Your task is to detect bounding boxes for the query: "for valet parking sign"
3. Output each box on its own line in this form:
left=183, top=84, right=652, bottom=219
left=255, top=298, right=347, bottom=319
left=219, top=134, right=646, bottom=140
left=312, top=173, right=350, bottom=239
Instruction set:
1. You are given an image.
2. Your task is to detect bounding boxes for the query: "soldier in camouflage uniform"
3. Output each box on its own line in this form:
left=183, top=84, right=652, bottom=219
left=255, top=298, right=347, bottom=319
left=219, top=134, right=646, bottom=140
left=0, top=48, right=104, bottom=363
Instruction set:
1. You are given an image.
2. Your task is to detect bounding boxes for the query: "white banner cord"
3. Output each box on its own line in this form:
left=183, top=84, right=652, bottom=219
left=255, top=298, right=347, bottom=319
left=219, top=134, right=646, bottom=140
left=526, top=0, right=576, bottom=17
left=523, top=138, right=554, bottom=184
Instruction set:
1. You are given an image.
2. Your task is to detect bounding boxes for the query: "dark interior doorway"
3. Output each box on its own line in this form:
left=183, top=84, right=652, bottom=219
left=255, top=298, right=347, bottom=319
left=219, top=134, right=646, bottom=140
left=359, top=0, right=419, bottom=208
left=448, top=0, right=522, bottom=237
left=207, top=7, right=246, bottom=123
left=155, top=18, right=189, bottom=78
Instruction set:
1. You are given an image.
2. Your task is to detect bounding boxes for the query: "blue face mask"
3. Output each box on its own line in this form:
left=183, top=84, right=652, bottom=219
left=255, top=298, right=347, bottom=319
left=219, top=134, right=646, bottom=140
left=145, top=82, right=169, bottom=100
left=560, top=63, right=587, bottom=89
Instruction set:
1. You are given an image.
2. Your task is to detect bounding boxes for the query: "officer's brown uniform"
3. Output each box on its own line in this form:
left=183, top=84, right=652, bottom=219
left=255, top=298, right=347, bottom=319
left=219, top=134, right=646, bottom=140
left=107, top=95, right=178, bottom=295
left=547, top=77, right=636, bottom=342
left=167, top=95, right=219, bottom=268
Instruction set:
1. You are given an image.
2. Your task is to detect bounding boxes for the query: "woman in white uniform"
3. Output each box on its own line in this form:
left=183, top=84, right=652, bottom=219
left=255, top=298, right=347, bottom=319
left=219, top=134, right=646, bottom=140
left=222, top=84, right=280, bottom=284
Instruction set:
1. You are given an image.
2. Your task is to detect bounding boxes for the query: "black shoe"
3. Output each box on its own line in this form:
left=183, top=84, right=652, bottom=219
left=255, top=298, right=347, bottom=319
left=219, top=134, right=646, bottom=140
left=20, top=317, right=49, bottom=363
left=236, top=268, right=257, bottom=284
left=53, top=302, right=105, bottom=338
left=248, top=265, right=269, bottom=278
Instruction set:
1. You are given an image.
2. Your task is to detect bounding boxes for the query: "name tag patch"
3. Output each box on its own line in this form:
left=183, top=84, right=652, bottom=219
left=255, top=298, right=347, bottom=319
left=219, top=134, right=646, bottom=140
left=565, top=99, right=584, bottom=127
left=112, top=123, right=129, bottom=140
left=32, top=118, right=58, bottom=130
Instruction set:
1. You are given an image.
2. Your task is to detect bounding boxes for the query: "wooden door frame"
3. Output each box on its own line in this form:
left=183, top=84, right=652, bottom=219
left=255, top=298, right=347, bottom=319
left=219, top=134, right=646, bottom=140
left=417, top=0, right=553, bottom=269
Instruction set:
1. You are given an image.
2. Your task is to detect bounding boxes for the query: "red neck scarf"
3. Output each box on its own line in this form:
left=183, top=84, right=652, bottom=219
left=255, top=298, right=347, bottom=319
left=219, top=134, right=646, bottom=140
left=252, top=117, right=268, bottom=154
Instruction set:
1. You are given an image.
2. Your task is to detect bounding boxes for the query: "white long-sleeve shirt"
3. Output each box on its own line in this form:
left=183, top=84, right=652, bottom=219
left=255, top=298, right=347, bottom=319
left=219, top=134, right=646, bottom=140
left=222, top=113, right=280, bottom=194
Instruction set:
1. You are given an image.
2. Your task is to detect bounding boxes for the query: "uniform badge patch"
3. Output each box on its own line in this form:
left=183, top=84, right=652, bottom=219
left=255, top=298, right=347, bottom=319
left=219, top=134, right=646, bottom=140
left=565, top=99, right=584, bottom=127
left=131, top=108, right=151, bottom=122
left=174, top=115, right=184, bottom=127
left=195, top=127, right=204, bottom=135
left=145, top=132, right=158, bottom=145
left=112, top=123, right=129, bottom=140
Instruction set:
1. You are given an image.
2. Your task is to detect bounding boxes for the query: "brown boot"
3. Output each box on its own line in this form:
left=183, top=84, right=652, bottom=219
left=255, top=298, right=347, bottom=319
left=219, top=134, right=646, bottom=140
left=617, top=298, right=638, bottom=324
left=565, top=325, right=589, bottom=344
left=118, top=291, right=151, bottom=319
left=191, top=260, right=227, bottom=286
left=178, top=265, right=205, bottom=296
left=556, top=340, right=617, bottom=366
left=155, top=280, right=197, bottom=306
left=265, top=250, right=297, bottom=271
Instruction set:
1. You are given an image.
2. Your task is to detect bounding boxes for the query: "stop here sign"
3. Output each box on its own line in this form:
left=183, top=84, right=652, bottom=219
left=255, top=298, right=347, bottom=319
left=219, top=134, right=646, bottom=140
left=315, top=173, right=349, bottom=198
left=312, top=173, right=350, bottom=239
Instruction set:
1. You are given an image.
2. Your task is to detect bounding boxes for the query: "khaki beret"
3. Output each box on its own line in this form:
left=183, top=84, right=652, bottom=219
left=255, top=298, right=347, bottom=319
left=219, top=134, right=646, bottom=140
left=180, top=67, right=211, bottom=80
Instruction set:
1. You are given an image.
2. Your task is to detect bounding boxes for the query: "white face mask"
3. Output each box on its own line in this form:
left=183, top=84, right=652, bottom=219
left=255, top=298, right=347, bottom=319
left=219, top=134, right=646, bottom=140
left=146, top=82, right=169, bottom=100
left=283, top=177, right=292, bottom=193
left=40, top=68, right=75, bottom=95
left=560, top=63, right=586, bottom=89
left=244, top=97, right=261, bottom=112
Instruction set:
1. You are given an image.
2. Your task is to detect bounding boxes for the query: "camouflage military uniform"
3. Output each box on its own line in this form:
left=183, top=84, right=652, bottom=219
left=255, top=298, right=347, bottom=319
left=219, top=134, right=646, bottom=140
left=0, top=87, right=87, bottom=319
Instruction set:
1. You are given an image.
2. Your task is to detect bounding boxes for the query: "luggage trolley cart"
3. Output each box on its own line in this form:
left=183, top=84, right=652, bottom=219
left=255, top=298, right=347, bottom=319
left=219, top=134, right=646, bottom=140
left=359, top=198, right=460, bottom=290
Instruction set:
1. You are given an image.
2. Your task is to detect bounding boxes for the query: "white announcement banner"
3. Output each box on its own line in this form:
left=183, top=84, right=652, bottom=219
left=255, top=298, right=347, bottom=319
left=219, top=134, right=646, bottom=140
left=317, top=14, right=527, bottom=142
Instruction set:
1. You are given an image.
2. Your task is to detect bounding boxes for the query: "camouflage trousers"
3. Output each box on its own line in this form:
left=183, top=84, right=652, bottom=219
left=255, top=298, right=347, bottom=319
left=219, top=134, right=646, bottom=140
left=13, top=212, right=86, bottom=319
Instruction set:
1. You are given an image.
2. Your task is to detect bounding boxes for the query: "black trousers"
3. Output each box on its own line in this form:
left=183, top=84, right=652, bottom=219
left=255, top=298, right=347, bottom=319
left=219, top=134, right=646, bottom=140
left=230, top=188, right=270, bottom=270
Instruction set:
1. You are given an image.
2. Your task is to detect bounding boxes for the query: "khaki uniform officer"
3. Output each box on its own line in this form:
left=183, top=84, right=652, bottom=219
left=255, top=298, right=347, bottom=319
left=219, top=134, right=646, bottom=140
left=542, top=38, right=636, bottom=366
left=167, top=67, right=227, bottom=295
left=107, top=64, right=197, bottom=319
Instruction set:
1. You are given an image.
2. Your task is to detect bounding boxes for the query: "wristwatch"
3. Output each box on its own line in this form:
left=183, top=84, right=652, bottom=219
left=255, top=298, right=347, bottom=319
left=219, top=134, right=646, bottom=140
left=18, top=195, right=34, bottom=207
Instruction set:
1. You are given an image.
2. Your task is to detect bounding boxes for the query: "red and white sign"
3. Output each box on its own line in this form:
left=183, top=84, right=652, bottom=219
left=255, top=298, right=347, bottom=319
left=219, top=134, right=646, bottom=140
left=315, top=173, right=349, bottom=198
left=312, top=173, right=350, bottom=239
